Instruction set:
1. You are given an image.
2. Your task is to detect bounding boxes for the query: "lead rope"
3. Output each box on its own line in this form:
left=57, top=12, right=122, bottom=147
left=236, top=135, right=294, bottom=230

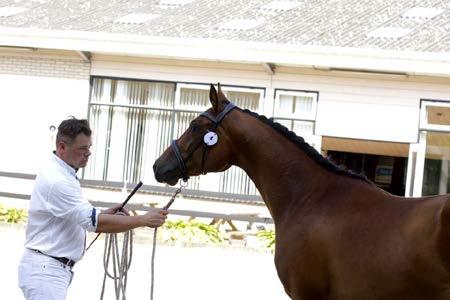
left=150, top=180, right=187, bottom=300
left=98, top=182, right=143, bottom=300
left=100, top=217, right=133, bottom=300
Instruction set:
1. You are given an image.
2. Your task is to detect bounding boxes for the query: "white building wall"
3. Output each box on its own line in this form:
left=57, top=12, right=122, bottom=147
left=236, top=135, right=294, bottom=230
left=3, top=53, right=450, bottom=175
left=0, top=52, right=91, bottom=175
left=2, top=52, right=450, bottom=199
left=308, top=74, right=450, bottom=143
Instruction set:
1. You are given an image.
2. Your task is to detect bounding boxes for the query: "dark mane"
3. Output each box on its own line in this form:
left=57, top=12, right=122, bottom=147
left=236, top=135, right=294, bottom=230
left=241, top=109, right=371, bottom=183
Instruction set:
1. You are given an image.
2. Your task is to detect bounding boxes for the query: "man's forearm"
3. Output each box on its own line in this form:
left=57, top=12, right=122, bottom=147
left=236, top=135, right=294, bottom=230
left=96, top=213, right=144, bottom=233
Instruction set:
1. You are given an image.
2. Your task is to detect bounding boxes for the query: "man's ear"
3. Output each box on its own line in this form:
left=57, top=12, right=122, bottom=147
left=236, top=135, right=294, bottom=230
left=209, top=84, right=219, bottom=112
left=56, top=141, right=64, bottom=155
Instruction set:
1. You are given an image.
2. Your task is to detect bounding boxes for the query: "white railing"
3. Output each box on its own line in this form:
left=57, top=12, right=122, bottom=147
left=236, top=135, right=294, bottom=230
left=0, top=171, right=272, bottom=227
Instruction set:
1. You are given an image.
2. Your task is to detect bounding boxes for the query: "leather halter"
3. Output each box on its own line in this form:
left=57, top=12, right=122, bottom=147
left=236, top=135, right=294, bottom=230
left=170, top=102, right=236, bottom=182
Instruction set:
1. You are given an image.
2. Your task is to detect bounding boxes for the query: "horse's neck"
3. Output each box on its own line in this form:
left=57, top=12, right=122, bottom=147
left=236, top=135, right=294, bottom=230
left=224, top=113, right=335, bottom=221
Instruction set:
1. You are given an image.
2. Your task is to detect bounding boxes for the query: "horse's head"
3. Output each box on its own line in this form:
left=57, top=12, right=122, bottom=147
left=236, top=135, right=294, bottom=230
left=153, top=83, right=236, bottom=185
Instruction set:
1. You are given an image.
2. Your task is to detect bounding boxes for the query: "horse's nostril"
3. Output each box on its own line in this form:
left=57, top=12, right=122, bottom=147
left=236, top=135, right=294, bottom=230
left=153, top=162, right=167, bottom=183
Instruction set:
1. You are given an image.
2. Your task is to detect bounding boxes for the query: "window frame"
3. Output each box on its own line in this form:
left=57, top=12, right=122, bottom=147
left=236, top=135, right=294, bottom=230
left=85, top=76, right=266, bottom=196
left=175, top=82, right=265, bottom=112
left=406, top=99, right=450, bottom=197
left=273, top=89, right=319, bottom=121
left=420, top=99, right=450, bottom=132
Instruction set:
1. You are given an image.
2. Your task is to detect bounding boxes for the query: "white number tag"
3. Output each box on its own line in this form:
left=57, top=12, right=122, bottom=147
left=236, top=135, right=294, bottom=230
left=203, top=131, right=218, bottom=146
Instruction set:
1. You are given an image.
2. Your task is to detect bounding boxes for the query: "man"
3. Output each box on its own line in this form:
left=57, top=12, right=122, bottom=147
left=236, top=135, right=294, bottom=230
left=18, top=117, right=168, bottom=299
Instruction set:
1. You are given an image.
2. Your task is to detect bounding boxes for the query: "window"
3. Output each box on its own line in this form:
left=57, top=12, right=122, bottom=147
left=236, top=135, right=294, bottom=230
left=418, top=100, right=450, bottom=196
left=84, top=77, right=263, bottom=196
left=272, top=89, right=318, bottom=147
left=85, top=79, right=175, bottom=185
left=175, top=84, right=262, bottom=194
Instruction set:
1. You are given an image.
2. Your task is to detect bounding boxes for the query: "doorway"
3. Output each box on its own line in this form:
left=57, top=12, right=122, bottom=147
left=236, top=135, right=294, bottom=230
left=322, top=136, right=409, bottom=196
left=326, top=151, right=407, bottom=196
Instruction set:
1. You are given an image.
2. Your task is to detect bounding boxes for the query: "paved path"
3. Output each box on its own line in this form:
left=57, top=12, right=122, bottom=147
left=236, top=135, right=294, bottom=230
left=2, top=224, right=289, bottom=299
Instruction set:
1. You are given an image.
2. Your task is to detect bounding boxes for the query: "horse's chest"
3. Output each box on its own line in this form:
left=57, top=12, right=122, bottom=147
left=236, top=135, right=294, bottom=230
left=274, top=230, right=330, bottom=299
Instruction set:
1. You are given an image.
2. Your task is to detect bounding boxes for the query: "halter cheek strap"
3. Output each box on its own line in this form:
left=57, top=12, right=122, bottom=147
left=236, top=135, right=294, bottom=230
left=170, top=102, right=236, bottom=181
left=171, top=140, right=189, bottom=182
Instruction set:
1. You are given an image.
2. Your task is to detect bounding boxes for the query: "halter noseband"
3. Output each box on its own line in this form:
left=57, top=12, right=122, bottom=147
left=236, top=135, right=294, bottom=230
left=170, top=102, right=236, bottom=182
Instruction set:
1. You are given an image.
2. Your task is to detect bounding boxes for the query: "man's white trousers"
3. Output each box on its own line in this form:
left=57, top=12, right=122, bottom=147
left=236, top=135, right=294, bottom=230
left=18, top=248, right=74, bottom=300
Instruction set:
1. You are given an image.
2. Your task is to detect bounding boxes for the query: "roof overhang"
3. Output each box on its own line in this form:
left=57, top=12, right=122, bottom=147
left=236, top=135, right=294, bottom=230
left=1, top=26, right=450, bottom=77
left=322, top=136, right=410, bottom=157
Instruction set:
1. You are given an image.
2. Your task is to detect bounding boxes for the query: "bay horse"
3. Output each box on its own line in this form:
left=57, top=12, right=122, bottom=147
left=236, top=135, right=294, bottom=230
left=153, top=84, right=450, bottom=300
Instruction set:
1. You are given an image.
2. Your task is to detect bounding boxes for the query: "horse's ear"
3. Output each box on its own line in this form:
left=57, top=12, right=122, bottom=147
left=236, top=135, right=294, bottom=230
left=209, top=83, right=219, bottom=112
left=217, top=83, right=229, bottom=105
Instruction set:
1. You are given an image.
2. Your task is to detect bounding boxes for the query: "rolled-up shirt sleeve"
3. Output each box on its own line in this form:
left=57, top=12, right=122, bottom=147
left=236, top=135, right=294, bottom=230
left=47, top=180, right=101, bottom=232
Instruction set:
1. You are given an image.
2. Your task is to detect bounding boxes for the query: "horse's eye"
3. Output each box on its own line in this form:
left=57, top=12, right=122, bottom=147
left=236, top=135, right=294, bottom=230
left=190, top=123, right=199, bottom=133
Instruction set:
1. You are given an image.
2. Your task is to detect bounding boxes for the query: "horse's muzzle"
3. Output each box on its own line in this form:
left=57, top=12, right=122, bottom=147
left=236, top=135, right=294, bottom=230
left=153, top=161, right=180, bottom=186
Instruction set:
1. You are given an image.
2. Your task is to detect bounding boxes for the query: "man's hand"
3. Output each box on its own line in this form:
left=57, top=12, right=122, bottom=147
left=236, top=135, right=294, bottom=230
left=140, top=208, right=168, bottom=228
left=96, top=206, right=168, bottom=233
left=102, top=203, right=130, bottom=216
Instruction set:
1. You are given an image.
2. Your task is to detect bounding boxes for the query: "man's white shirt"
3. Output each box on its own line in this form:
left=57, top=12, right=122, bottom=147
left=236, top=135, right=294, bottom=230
left=24, top=152, right=100, bottom=261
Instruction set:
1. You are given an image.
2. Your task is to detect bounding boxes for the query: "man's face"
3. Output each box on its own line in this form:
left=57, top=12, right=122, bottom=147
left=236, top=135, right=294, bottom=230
left=59, top=134, right=92, bottom=169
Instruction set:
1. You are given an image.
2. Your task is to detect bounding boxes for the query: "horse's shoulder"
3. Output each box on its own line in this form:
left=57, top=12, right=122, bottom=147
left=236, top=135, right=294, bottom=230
left=438, top=194, right=450, bottom=219
left=431, top=194, right=450, bottom=271
left=396, top=194, right=450, bottom=208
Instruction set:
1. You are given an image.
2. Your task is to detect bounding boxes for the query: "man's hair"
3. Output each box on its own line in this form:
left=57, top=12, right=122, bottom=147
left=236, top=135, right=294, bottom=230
left=56, top=117, right=92, bottom=144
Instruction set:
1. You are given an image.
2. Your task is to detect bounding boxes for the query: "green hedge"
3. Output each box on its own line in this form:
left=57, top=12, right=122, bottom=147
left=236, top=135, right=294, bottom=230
left=158, top=219, right=224, bottom=245
left=0, top=203, right=27, bottom=224
left=158, top=219, right=276, bottom=250
left=0, top=203, right=276, bottom=250
left=256, top=229, right=275, bottom=250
